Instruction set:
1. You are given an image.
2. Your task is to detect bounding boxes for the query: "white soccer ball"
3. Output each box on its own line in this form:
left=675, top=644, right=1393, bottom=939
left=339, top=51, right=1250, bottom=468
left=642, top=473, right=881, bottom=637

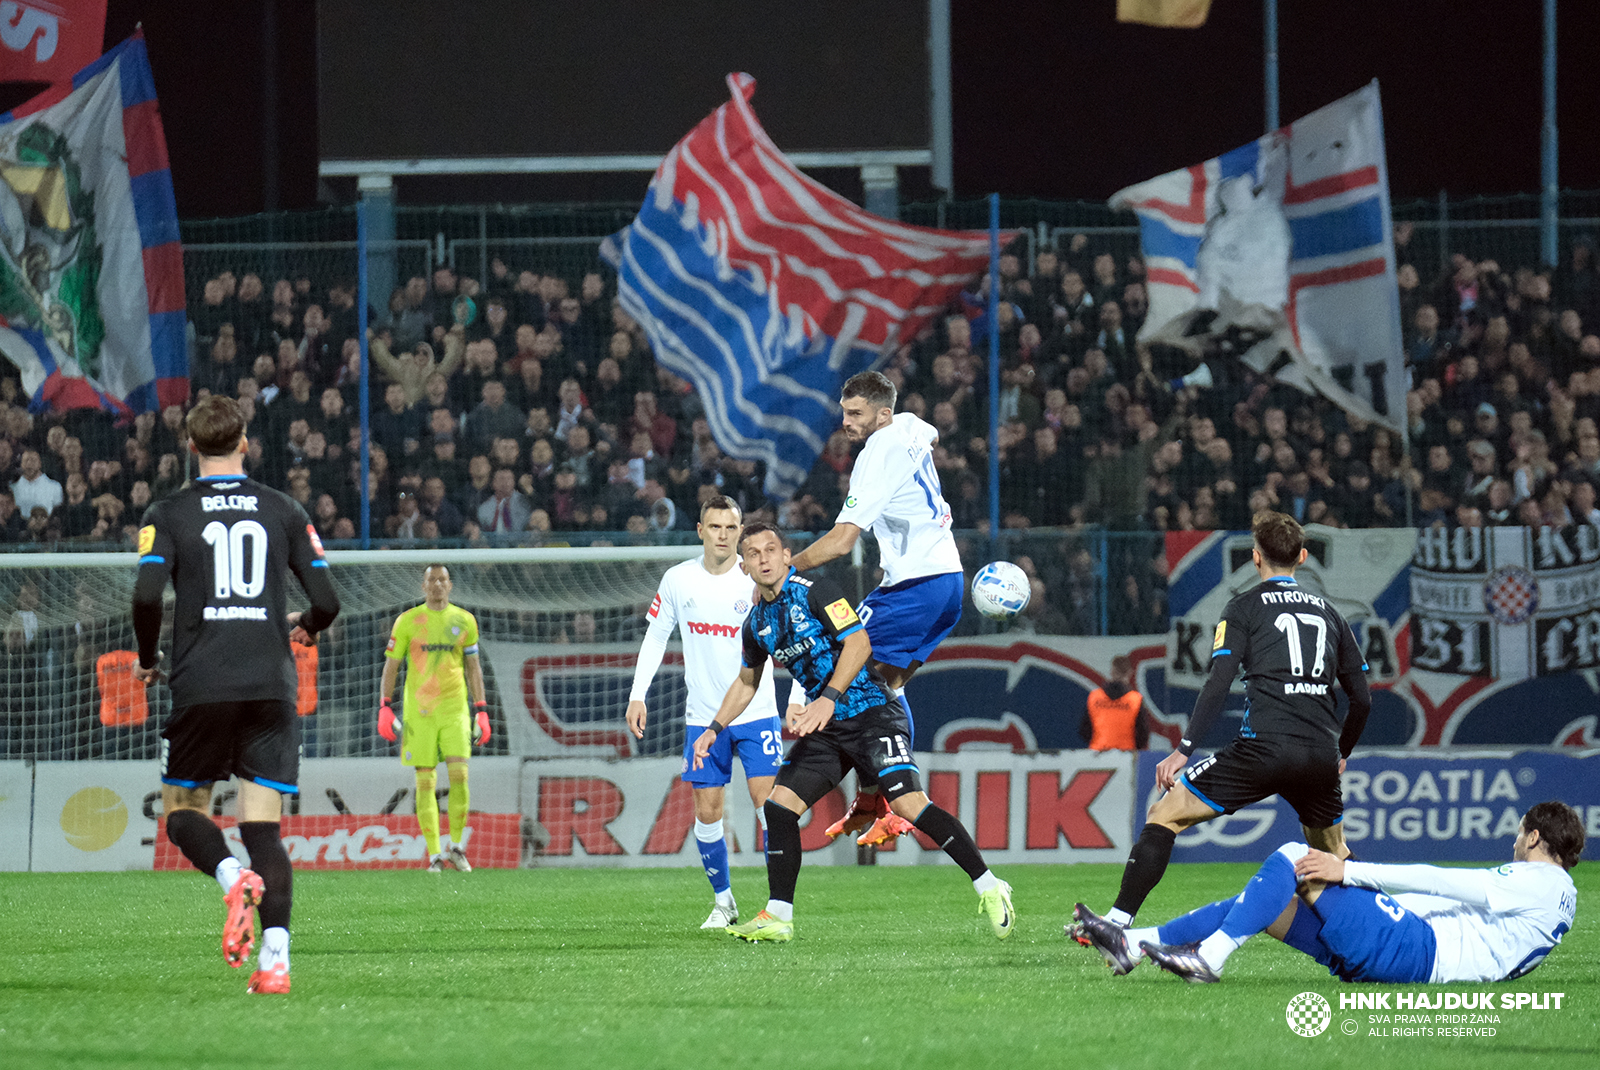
left=971, top=561, right=1031, bottom=621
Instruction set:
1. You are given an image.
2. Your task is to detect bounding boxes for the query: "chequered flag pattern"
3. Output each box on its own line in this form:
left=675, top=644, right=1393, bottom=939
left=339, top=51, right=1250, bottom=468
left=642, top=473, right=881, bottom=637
left=1483, top=565, right=1540, bottom=625
left=1285, top=991, right=1332, bottom=1037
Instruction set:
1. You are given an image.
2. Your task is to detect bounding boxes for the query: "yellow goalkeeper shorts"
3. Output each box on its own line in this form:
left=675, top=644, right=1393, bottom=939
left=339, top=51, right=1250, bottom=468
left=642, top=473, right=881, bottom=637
left=401, top=708, right=471, bottom=767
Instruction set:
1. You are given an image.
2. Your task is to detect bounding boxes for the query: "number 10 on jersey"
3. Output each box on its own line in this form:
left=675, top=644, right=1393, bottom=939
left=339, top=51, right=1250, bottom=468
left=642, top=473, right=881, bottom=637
left=203, top=520, right=268, bottom=599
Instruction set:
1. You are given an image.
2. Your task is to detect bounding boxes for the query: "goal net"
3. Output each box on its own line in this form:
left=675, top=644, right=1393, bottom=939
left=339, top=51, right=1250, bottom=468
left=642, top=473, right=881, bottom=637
left=3, top=544, right=804, bottom=871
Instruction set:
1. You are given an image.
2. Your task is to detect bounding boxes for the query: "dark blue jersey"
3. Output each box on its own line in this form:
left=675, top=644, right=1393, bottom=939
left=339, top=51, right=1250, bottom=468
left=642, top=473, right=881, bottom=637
left=741, top=569, right=893, bottom=720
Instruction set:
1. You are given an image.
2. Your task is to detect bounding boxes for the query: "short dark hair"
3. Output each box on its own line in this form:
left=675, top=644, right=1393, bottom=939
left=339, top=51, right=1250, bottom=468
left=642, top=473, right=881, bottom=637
left=1252, top=510, right=1304, bottom=569
left=700, top=494, right=742, bottom=521
left=1523, top=801, right=1585, bottom=870
left=737, top=519, right=783, bottom=550
left=186, top=396, right=247, bottom=456
left=1110, top=655, right=1132, bottom=678
left=424, top=563, right=449, bottom=576
left=841, top=370, right=896, bottom=412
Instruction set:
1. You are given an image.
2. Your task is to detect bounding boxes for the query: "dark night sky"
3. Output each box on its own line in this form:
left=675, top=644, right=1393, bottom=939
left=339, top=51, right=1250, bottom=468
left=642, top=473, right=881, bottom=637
left=6, top=1, right=1596, bottom=217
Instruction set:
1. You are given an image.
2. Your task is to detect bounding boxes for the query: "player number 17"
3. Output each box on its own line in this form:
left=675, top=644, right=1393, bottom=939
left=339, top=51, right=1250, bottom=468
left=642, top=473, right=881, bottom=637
left=1273, top=612, right=1328, bottom=678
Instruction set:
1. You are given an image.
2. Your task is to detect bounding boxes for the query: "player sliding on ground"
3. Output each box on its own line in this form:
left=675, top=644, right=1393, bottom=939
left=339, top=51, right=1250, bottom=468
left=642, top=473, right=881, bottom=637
left=1072, top=511, right=1372, bottom=970
left=787, top=370, right=965, bottom=847
left=693, top=522, right=1012, bottom=943
left=627, top=495, right=781, bottom=929
left=1075, top=801, right=1581, bottom=984
left=378, top=563, right=490, bottom=873
left=132, top=396, right=341, bottom=995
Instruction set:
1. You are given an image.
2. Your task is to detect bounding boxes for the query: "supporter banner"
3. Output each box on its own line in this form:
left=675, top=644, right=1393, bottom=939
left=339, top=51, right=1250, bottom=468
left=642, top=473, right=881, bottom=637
left=1409, top=524, right=1600, bottom=678
left=523, top=750, right=1136, bottom=868
left=480, top=635, right=1168, bottom=759
left=0, top=32, right=187, bottom=415
left=601, top=72, right=1004, bottom=498
left=153, top=814, right=521, bottom=870
left=1162, top=529, right=1600, bottom=747
left=1137, top=749, right=1600, bottom=864
left=0, top=0, right=105, bottom=87
left=1111, top=83, right=1404, bottom=431
left=31, top=759, right=158, bottom=871
left=0, top=760, right=32, bottom=871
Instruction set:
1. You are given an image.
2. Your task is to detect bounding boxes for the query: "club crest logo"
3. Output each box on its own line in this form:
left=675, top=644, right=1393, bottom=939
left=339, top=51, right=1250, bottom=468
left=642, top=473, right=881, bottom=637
left=1483, top=564, right=1538, bottom=625
left=1285, top=991, right=1332, bottom=1037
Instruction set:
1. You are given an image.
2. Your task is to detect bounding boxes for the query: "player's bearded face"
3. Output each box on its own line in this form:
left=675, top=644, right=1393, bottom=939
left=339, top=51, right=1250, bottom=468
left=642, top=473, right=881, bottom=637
left=840, top=399, right=890, bottom=441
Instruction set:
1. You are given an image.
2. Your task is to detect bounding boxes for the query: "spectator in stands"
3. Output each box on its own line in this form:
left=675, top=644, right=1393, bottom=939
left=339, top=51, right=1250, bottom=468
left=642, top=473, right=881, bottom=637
left=369, top=329, right=465, bottom=406
left=12, top=449, right=62, bottom=518
left=55, top=472, right=96, bottom=538
left=0, top=489, right=21, bottom=541
left=466, top=380, right=523, bottom=453
left=453, top=454, right=494, bottom=519
left=477, top=467, right=532, bottom=534
left=370, top=382, right=424, bottom=463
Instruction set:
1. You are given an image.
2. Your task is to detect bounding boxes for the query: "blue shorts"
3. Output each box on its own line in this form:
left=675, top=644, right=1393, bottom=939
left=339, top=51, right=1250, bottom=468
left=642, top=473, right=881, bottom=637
left=1285, top=885, right=1437, bottom=983
left=859, top=571, right=964, bottom=670
left=681, top=716, right=783, bottom=787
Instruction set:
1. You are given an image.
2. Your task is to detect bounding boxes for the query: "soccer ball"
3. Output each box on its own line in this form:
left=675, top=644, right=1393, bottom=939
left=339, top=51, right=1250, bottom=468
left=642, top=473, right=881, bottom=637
left=971, top=561, right=1031, bottom=621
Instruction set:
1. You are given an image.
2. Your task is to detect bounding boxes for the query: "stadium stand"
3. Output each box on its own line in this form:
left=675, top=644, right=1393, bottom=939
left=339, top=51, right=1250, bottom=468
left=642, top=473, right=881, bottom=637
left=1, top=198, right=1598, bottom=647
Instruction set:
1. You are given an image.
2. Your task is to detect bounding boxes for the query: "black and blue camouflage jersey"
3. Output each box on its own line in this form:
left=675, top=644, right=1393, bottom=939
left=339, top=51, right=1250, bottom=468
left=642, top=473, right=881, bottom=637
left=741, top=569, right=894, bottom=720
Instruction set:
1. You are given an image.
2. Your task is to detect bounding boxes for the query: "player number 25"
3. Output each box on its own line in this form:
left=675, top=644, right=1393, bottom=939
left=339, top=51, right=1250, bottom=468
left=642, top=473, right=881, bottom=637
left=1273, top=612, right=1327, bottom=678
left=202, top=519, right=268, bottom=599
left=760, top=730, right=782, bottom=756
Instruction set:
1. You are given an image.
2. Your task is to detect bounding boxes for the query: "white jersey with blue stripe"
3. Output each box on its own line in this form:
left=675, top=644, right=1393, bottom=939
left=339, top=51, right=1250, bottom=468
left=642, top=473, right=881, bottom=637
left=837, top=412, right=962, bottom=587
left=1343, top=859, right=1577, bottom=983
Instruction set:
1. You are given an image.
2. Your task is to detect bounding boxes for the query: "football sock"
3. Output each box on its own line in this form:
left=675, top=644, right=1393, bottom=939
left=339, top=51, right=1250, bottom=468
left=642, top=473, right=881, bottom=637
left=893, top=687, right=916, bottom=743
left=259, top=927, right=290, bottom=971
left=1112, top=823, right=1178, bottom=919
left=755, top=801, right=768, bottom=856
left=447, top=763, right=470, bottom=847
left=764, top=900, right=794, bottom=922
left=1197, top=848, right=1298, bottom=971
left=763, top=800, right=802, bottom=907
left=694, top=818, right=732, bottom=895
left=1106, top=908, right=1134, bottom=928
left=214, top=856, right=243, bottom=895
left=1153, top=897, right=1235, bottom=946
left=973, top=870, right=1001, bottom=895
left=911, top=803, right=987, bottom=881
left=239, top=822, right=293, bottom=931
left=166, top=808, right=232, bottom=879
left=415, top=769, right=441, bottom=856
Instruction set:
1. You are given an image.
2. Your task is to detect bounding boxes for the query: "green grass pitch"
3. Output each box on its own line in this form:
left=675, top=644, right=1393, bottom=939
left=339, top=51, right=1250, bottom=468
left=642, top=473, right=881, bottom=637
left=2, top=862, right=1595, bottom=1070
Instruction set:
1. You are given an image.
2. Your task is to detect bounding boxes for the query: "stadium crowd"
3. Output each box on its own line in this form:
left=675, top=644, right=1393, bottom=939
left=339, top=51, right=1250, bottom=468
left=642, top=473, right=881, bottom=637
left=2, top=225, right=1598, bottom=637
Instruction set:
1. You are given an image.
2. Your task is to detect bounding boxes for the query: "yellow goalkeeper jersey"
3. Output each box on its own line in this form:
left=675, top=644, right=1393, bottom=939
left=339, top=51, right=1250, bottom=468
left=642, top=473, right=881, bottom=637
left=385, top=603, right=480, bottom=718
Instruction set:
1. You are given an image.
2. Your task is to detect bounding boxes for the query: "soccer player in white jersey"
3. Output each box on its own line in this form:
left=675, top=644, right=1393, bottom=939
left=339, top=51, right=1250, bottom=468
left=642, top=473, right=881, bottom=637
left=627, top=495, right=782, bottom=928
left=1076, top=801, right=1581, bottom=985
left=788, top=370, right=964, bottom=845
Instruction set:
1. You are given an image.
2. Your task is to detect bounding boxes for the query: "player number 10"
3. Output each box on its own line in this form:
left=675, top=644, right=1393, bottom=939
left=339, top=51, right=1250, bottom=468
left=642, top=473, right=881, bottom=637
left=202, top=520, right=268, bottom=599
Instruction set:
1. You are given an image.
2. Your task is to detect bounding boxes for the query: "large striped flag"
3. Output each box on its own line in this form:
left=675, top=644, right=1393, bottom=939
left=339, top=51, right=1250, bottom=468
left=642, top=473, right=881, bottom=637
left=0, top=31, right=187, bottom=414
left=1110, top=82, right=1404, bottom=432
left=602, top=73, right=1001, bottom=498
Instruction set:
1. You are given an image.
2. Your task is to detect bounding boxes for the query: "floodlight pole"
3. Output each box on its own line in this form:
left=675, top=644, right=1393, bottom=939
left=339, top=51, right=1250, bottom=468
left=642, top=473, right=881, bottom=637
left=1264, top=0, right=1280, bottom=133
left=987, top=194, right=1001, bottom=540
left=1541, top=0, right=1558, bottom=267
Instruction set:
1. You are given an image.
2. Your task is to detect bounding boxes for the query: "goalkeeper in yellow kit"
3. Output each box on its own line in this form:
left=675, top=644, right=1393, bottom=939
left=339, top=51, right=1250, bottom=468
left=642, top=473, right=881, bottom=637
left=378, top=564, right=490, bottom=872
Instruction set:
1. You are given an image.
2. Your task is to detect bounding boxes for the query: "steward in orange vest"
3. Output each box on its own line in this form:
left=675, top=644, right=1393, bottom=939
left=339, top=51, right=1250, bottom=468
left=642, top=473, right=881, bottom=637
left=1080, top=655, right=1150, bottom=751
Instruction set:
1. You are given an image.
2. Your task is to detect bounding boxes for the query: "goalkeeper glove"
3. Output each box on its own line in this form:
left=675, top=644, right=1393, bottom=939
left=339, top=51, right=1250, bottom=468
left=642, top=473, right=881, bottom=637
left=378, top=702, right=401, bottom=742
left=474, top=702, right=491, bottom=745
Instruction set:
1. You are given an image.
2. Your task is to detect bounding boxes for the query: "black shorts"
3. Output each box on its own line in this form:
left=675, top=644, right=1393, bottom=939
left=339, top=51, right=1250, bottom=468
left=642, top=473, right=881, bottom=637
left=777, top=703, right=923, bottom=808
left=161, top=700, right=301, bottom=794
left=1182, top=737, right=1343, bottom=828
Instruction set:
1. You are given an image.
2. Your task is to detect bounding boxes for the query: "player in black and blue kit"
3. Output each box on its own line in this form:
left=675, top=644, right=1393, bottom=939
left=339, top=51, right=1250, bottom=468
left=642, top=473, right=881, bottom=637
left=691, top=522, right=1013, bottom=943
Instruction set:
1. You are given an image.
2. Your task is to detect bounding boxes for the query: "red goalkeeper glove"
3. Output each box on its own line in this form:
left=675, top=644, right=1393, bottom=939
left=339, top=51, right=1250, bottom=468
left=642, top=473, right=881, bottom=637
left=474, top=702, right=491, bottom=745
left=378, top=702, right=400, bottom=742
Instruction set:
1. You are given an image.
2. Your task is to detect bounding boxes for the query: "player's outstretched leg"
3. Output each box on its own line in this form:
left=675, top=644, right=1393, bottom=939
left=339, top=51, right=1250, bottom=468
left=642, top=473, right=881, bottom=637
left=728, top=799, right=798, bottom=942
left=1143, top=844, right=1303, bottom=983
left=902, top=797, right=1013, bottom=939
left=240, top=822, right=293, bottom=994
left=165, top=807, right=262, bottom=968
left=1109, top=821, right=1178, bottom=927
left=445, top=762, right=472, bottom=872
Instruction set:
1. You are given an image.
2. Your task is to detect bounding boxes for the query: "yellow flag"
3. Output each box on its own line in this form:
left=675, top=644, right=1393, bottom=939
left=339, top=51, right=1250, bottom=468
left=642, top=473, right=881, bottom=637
left=0, top=163, right=73, bottom=230
left=1117, top=0, right=1213, bottom=28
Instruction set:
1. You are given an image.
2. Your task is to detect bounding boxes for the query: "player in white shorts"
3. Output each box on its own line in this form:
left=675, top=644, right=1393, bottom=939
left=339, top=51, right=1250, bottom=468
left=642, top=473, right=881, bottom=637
left=1075, top=801, right=1581, bottom=984
left=627, top=495, right=781, bottom=928
left=788, top=371, right=965, bottom=846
